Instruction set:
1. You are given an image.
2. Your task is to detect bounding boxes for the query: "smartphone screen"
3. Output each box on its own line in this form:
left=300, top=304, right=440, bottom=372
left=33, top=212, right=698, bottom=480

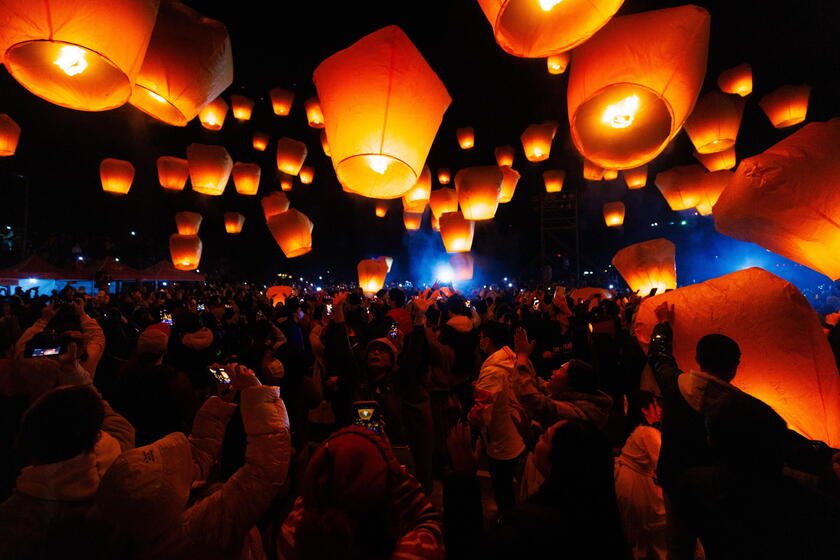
left=388, top=323, right=399, bottom=339
left=197, top=303, right=206, bottom=312
left=209, top=366, right=231, bottom=384
left=326, top=303, right=333, bottom=315
left=30, top=346, right=61, bottom=357
left=532, top=299, right=540, bottom=310
left=352, top=401, right=382, bottom=435
left=161, top=312, right=173, bottom=326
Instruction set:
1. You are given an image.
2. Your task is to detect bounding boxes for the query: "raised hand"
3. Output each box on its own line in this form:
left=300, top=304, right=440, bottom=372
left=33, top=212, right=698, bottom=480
left=654, top=302, right=675, bottom=325
left=514, top=326, right=537, bottom=359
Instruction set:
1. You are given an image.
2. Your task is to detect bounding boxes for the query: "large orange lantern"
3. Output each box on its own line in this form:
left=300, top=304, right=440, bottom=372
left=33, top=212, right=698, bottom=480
left=0, top=0, right=159, bottom=111
left=714, top=119, right=840, bottom=280
left=320, top=130, right=331, bottom=157
left=128, top=1, right=232, bottom=127
left=269, top=87, right=294, bottom=116
left=437, top=168, right=451, bottom=185
left=230, top=94, right=254, bottom=120
left=543, top=169, right=565, bottom=193
left=261, top=192, right=290, bottom=220
left=450, top=253, right=474, bottom=281
left=567, top=5, right=710, bottom=170
left=358, top=258, right=389, bottom=294
left=684, top=91, right=745, bottom=154
left=547, top=52, right=570, bottom=75
left=439, top=211, right=475, bottom=253
left=603, top=168, right=618, bottom=181
left=0, top=115, right=21, bottom=156
left=582, top=159, right=604, bottom=181
left=603, top=201, right=625, bottom=227
left=232, top=162, right=261, bottom=195
left=495, top=145, right=515, bottom=167
left=521, top=121, right=557, bottom=162
left=304, top=97, right=325, bottom=128
left=498, top=166, right=521, bottom=203
left=299, top=166, right=315, bottom=184
left=694, top=147, right=736, bottom=172
left=174, top=211, right=202, bottom=235
left=155, top=157, right=189, bottom=192
left=456, top=127, right=475, bottom=149
left=622, top=165, right=647, bottom=189
left=429, top=187, right=458, bottom=219
left=275, top=137, right=308, bottom=176
left=198, top=96, right=228, bottom=130
left=612, top=238, right=676, bottom=296
left=717, top=63, right=752, bottom=97
left=313, top=26, right=451, bottom=199
left=633, top=267, right=840, bottom=446
left=224, top=212, right=245, bottom=234
left=455, top=166, right=503, bottom=220
left=169, top=234, right=202, bottom=271
left=187, top=143, right=232, bottom=196
left=759, top=85, right=811, bottom=129
left=402, top=165, right=432, bottom=210
left=477, top=0, right=623, bottom=58
left=375, top=203, right=388, bottom=218
left=654, top=164, right=706, bottom=211
left=252, top=131, right=269, bottom=152
left=267, top=209, right=313, bottom=258
left=694, top=170, right=733, bottom=215
left=100, top=158, right=135, bottom=194
left=403, top=210, right=423, bottom=230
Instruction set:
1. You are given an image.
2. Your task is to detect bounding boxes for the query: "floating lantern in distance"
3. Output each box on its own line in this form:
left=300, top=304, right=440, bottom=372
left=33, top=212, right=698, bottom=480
left=429, top=187, right=458, bottom=219
left=261, top=192, right=290, bottom=220
left=456, top=127, right=475, bottom=149
left=230, top=94, right=254, bottom=120
left=547, top=52, right=570, bottom=75
left=232, top=162, right=260, bottom=195
left=431, top=214, right=441, bottom=231
left=402, top=166, right=432, bottom=209
left=684, top=91, right=745, bottom=154
left=377, top=256, right=394, bottom=273
left=455, top=166, right=503, bottom=220
left=603, top=201, right=625, bottom=227
left=280, top=175, right=293, bottom=192
left=603, top=168, right=618, bottom=181
left=694, top=170, right=733, bottom=215
left=313, top=26, right=451, bottom=199
left=267, top=209, right=313, bottom=258
left=375, top=203, right=388, bottom=218
left=157, top=156, right=189, bottom=191
left=276, top=137, right=308, bottom=176
left=439, top=211, right=475, bottom=253
left=582, top=159, right=604, bottom=181
left=358, top=258, right=389, bottom=294
left=403, top=210, right=423, bottom=230
left=320, top=130, right=331, bottom=157
left=654, top=164, right=706, bottom=211
left=198, top=96, right=228, bottom=130
left=174, top=211, right=202, bottom=235
left=498, top=167, right=521, bottom=203
left=567, top=5, right=710, bottom=170
left=521, top=121, right=557, bottom=161
left=252, top=131, right=269, bottom=151
left=612, top=238, right=676, bottom=295
left=694, top=146, right=736, bottom=172
left=450, top=252, right=474, bottom=281
left=0, top=115, right=21, bottom=156
left=543, top=169, right=565, bottom=193
left=100, top=158, right=135, bottom=194
left=0, top=0, right=159, bottom=111
left=299, top=166, right=314, bottom=184
left=170, top=234, right=202, bottom=271
left=759, top=85, right=811, bottom=128
left=224, top=212, right=245, bottom=234
left=269, top=87, right=294, bottom=116
left=437, top=168, right=451, bottom=184
left=304, top=97, right=325, bottom=128
left=622, top=165, right=647, bottom=189
left=187, top=143, right=232, bottom=195
left=718, top=63, right=752, bottom=97
left=495, top=145, right=515, bottom=167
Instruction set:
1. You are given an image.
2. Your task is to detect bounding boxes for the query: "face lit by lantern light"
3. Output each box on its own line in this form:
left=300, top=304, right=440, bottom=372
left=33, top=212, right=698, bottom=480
left=538, top=0, right=564, bottom=11
left=602, top=95, right=641, bottom=129
left=54, top=45, right=88, bottom=76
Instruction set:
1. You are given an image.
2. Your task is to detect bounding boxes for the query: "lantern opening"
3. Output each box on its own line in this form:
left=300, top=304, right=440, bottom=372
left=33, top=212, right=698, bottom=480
left=336, top=154, right=415, bottom=199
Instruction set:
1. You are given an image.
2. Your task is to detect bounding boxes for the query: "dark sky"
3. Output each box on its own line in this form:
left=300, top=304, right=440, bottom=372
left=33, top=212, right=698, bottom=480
left=1, top=0, right=838, bottom=286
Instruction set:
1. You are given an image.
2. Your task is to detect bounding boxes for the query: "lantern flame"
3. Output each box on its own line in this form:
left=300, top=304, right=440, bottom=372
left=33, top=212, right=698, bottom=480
left=538, top=0, right=564, bottom=11
left=148, top=90, right=166, bottom=103
left=54, top=45, right=88, bottom=76
left=368, top=155, right=391, bottom=175
left=601, top=95, right=640, bottom=129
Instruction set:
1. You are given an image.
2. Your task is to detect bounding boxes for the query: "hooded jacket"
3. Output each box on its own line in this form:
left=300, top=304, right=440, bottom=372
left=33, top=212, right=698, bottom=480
left=469, top=347, right=526, bottom=461
left=15, top=313, right=105, bottom=377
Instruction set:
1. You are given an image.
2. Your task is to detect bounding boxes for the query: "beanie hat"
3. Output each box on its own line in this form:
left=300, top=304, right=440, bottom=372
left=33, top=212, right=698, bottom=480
left=365, top=338, right=398, bottom=362
left=137, top=325, right=170, bottom=356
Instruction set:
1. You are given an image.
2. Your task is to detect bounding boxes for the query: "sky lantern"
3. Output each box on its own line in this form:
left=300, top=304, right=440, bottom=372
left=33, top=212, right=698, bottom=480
left=100, top=158, right=135, bottom=194
left=403, top=210, right=423, bottom=230
left=253, top=131, right=269, bottom=152
left=375, top=202, right=388, bottom=218
left=230, top=94, right=254, bottom=120
left=299, top=166, right=315, bottom=185
left=402, top=165, right=432, bottom=210
left=498, top=166, right=521, bottom=203
left=633, top=267, right=840, bottom=446
left=320, top=130, right=331, bottom=157
left=717, top=63, right=752, bottom=97
left=266, top=285, right=294, bottom=306
left=714, top=119, right=840, bottom=280
left=232, top=162, right=261, bottom=195
left=128, top=1, right=232, bottom=127
left=477, top=0, right=623, bottom=58
left=224, top=212, right=245, bottom=234
left=429, top=187, right=458, bottom=219
left=547, top=52, right=570, bottom=75
left=267, top=209, right=313, bottom=258
left=261, top=192, right=290, bottom=220
left=187, top=143, right=232, bottom=195
left=694, top=146, right=736, bottom=172
left=174, top=211, right=202, bottom=235
left=456, top=126, right=475, bottom=149
left=304, top=97, right=326, bottom=128
left=276, top=137, right=308, bottom=176
left=582, top=159, right=604, bottom=181
left=543, top=169, right=565, bottom=193
left=567, top=5, right=710, bottom=170
left=279, top=175, right=294, bottom=192
left=495, top=145, right=515, bottom=167
left=684, top=91, right=745, bottom=154
left=622, top=165, right=647, bottom=189
left=377, top=256, right=394, bottom=273
left=455, top=166, right=503, bottom=220
left=612, top=238, right=676, bottom=296
left=439, top=211, right=475, bottom=253
left=603, top=201, right=625, bottom=227
left=358, top=258, right=389, bottom=294
left=437, top=168, right=451, bottom=185
left=198, top=96, right=228, bottom=130
left=0, top=115, right=21, bottom=156
left=169, top=234, right=202, bottom=271
left=0, top=0, right=159, bottom=111
left=269, top=87, right=294, bottom=116
left=313, top=26, right=451, bottom=199
left=156, top=156, right=189, bottom=191
left=521, top=121, right=557, bottom=161
left=603, top=168, right=618, bottom=181
left=654, top=164, right=706, bottom=211
left=759, top=85, right=811, bottom=128
left=450, top=253, right=474, bottom=281
left=694, top=170, right=733, bottom=215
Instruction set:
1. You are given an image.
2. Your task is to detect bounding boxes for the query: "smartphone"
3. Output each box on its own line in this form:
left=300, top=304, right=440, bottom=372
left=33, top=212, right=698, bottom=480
left=647, top=288, right=659, bottom=297
left=532, top=299, right=540, bottom=310
left=28, top=346, right=61, bottom=357
left=464, top=300, right=471, bottom=308
left=256, top=310, right=266, bottom=321
left=197, top=303, right=206, bottom=312
left=161, top=312, right=173, bottom=326
left=352, top=400, right=383, bottom=435
left=209, top=366, right=231, bottom=384
left=388, top=323, right=399, bottom=339
left=326, top=303, right=333, bottom=315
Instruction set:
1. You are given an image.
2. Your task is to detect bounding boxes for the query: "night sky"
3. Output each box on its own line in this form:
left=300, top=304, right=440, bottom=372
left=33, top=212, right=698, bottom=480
left=1, top=0, right=838, bottom=289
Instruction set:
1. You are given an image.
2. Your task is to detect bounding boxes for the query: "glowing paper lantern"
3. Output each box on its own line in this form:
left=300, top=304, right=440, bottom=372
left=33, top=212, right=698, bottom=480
left=521, top=121, right=557, bottom=162
left=694, top=170, right=733, bottom=215
left=128, top=1, right=232, bottom=126
left=279, top=176, right=293, bottom=192
left=547, top=52, right=570, bottom=75
left=633, top=267, right=840, bottom=446
left=261, top=192, right=290, bottom=220
left=583, top=159, right=604, bottom=181
left=612, top=238, right=676, bottom=296
left=230, top=94, right=254, bottom=120
left=603, top=168, right=618, bottom=181
left=543, top=169, right=565, bottom=193
left=759, top=85, right=811, bottom=129
left=684, top=91, right=745, bottom=154
left=450, top=253, right=474, bottom=281
left=567, top=5, right=710, bottom=169
left=269, top=87, right=294, bottom=116
left=403, top=210, right=423, bottom=230
left=198, top=96, right=228, bottom=130
left=253, top=131, right=269, bottom=152
left=156, top=156, right=189, bottom=191
left=654, top=164, right=706, bottom=211
left=402, top=165, right=432, bottom=210
left=224, top=212, right=245, bottom=234
left=375, top=203, right=388, bottom=218
left=174, top=211, right=202, bottom=235
left=187, top=143, right=232, bottom=196
left=169, top=234, right=202, bottom=271
left=0, top=115, right=21, bottom=156
left=100, top=158, right=134, bottom=194
left=313, top=26, right=451, bottom=199
left=267, top=209, right=313, bottom=258
left=299, top=166, right=314, bottom=185
left=439, top=211, right=475, bottom=253
left=603, top=202, right=625, bottom=227
left=456, top=127, right=475, bottom=149
left=717, top=63, right=752, bottom=97
left=694, top=147, right=736, bottom=172
left=495, top=145, right=515, bottom=167
left=232, top=162, right=261, bottom=195
left=0, top=0, right=159, bottom=111
left=622, top=165, right=647, bottom=189
left=267, top=285, right=294, bottom=306
left=437, top=168, right=451, bottom=185
left=377, top=256, right=394, bottom=273
left=304, top=97, right=325, bottom=128
left=455, top=166, right=503, bottom=220
left=429, top=187, right=458, bottom=219
left=320, top=130, right=331, bottom=157
left=358, top=258, right=389, bottom=294
left=477, top=0, right=623, bottom=58
left=498, top=166, right=521, bottom=203
left=714, top=119, right=840, bottom=280
left=276, top=137, right=308, bottom=176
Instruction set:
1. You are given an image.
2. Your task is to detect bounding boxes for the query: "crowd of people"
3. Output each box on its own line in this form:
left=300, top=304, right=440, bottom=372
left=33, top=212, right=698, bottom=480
left=0, top=279, right=839, bottom=559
